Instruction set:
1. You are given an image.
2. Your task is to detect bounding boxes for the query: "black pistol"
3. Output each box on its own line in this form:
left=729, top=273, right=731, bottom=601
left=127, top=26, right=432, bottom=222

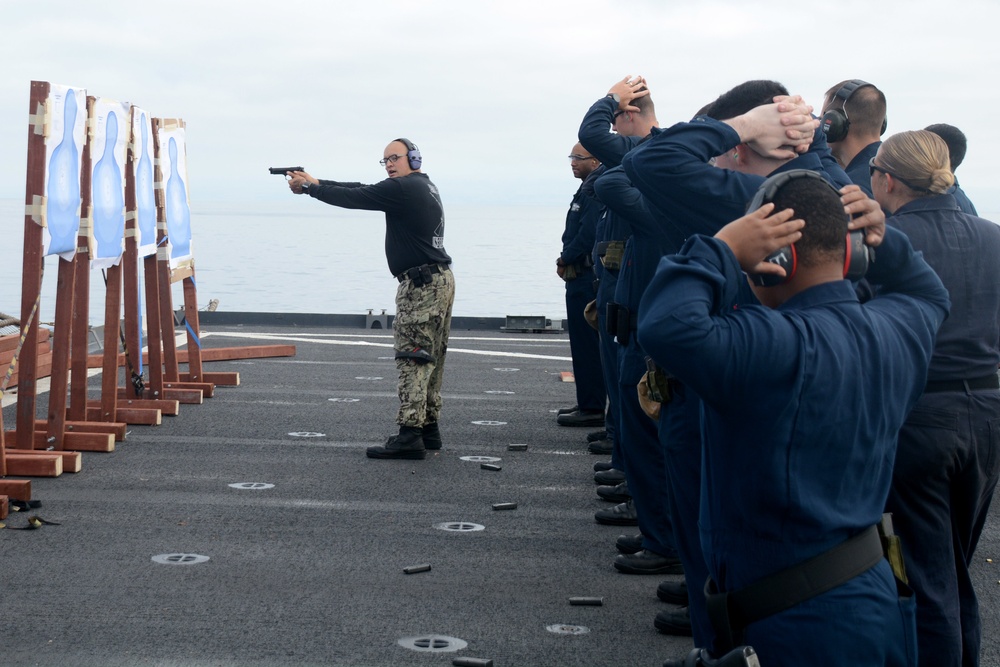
left=269, top=166, right=304, bottom=175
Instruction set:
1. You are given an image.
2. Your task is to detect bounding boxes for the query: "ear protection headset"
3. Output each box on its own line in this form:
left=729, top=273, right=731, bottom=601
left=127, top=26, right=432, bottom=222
left=820, top=80, right=887, bottom=143
left=745, top=169, right=873, bottom=287
left=394, top=137, right=422, bottom=170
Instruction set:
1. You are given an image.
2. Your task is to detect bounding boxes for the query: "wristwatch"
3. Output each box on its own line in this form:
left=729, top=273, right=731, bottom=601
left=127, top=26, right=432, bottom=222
left=301, top=181, right=311, bottom=193
left=607, top=93, right=620, bottom=105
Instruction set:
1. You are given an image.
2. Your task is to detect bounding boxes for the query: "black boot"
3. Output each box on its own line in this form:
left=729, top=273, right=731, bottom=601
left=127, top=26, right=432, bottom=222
left=422, top=422, right=442, bottom=450
left=366, top=426, right=426, bottom=460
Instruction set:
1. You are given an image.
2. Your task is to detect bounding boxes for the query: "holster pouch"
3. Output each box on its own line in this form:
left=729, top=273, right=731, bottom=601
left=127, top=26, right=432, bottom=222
left=600, top=240, right=625, bottom=271
left=395, top=348, right=435, bottom=364
left=606, top=303, right=620, bottom=336
left=644, top=357, right=673, bottom=404
left=637, top=374, right=661, bottom=421
left=562, top=263, right=578, bottom=282
left=583, top=300, right=599, bottom=331
left=406, top=265, right=434, bottom=287
left=615, top=305, right=633, bottom=345
left=878, top=513, right=908, bottom=584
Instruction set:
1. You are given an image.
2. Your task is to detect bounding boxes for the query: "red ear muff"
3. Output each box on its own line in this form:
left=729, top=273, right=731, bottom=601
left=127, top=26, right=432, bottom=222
left=844, top=229, right=874, bottom=281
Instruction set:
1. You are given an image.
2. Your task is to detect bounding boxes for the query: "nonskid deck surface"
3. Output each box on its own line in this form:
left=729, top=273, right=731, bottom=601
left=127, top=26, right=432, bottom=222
left=2, top=324, right=998, bottom=666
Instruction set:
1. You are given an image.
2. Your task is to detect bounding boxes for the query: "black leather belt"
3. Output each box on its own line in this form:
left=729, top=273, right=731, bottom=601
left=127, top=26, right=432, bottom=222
left=924, top=373, right=999, bottom=393
left=396, top=263, right=449, bottom=284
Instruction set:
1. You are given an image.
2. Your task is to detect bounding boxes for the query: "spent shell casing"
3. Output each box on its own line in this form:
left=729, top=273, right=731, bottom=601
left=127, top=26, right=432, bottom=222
left=492, top=502, right=517, bottom=511
left=569, top=596, right=604, bottom=606
left=480, top=463, right=502, bottom=471
left=403, top=563, right=431, bottom=574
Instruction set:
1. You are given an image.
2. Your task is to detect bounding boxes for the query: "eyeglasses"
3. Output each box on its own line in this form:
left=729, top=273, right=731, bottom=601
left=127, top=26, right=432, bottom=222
left=568, top=154, right=596, bottom=162
left=868, top=157, right=931, bottom=193
left=612, top=110, right=626, bottom=123
left=380, top=154, right=404, bottom=166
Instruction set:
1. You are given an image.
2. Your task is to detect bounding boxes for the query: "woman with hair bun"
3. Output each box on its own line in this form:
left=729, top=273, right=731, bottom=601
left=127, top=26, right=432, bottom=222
left=872, top=129, right=1000, bottom=667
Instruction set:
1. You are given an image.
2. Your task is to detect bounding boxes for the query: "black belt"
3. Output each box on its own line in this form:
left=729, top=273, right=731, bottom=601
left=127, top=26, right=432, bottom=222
left=705, top=525, right=883, bottom=653
left=396, top=263, right=449, bottom=284
left=924, top=373, right=999, bottom=394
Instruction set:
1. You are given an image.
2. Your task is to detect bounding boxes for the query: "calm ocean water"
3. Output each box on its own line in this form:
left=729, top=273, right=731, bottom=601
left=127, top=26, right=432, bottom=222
left=4, top=197, right=998, bottom=328
left=0, top=198, right=571, bottom=326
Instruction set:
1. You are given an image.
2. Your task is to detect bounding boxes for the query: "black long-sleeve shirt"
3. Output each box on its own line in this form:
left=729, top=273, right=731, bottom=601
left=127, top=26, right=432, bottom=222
left=308, top=172, right=451, bottom=276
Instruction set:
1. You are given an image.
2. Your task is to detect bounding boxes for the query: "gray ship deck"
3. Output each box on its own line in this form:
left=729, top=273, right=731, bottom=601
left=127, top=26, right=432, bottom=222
left=2, top=321, right=998, bottom=667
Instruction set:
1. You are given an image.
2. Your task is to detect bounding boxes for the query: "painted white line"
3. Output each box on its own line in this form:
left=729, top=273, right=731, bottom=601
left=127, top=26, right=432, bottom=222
left=201, top=331, right=572, bottom=361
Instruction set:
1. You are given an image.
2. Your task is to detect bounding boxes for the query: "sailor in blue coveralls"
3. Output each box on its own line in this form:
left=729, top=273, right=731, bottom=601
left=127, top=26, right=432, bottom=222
left=576, top=76, right=656, bottom=474
left=579, top=78, right=682, bottom=565
left=558, top=143, right=606, bottom=425
left=638, top=172, right=948, bottom=667
left=621, top=82, right=851, bottom=650
left=820, top=79, right=887, bottom=197
left=873, top=131, right=1000, bottom=667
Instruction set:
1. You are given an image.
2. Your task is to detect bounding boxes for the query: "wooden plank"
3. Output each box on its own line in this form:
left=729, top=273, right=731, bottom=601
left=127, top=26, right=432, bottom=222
left=172, top=345, right=297, bottom=362
left=102, top=395, right=179, bottom=416
left=97, top=408, right=162, bottom=426
left=0, top=328, right=49, bottom=354
left=6, top=354, right=53, bottom=389
left=0, top=496, right=7, bottom=520
left=5, top=449, right=80, bottom=473
left=7, top=430, right=113, bottom=452
left=0, top=338, right=50, bottom=365
left=165, top=380, right=214, bottom=398
left=15, top=80, right=49, bottom=451
left=163, top=387, right=203, bottom=404
left=185, top=371, right=239, bottom=386
left=0, top=479, right=32, bottom=501
left=4, top=453, right=63, bottom=477
left=63, top=432, right=114, bottom=453
left=35, top=419, right=127, bottom=441
left=45, top=256, right=77, bottom=449
left=90, top=344, right=298, bottom=369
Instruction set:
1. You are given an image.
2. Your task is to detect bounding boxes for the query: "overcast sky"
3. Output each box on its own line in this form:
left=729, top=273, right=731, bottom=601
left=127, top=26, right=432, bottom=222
left=1, top=0, right=998, bottom=211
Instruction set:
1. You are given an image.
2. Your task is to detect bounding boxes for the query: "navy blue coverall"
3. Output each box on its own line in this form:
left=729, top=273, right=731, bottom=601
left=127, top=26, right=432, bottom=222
left=578, top=94, right=645, bottom=463
left=594, top=165, right=683, bottom=561
left=883, top=194, right=1000, bottom=667
left=621, top=116, right=851, bottom=647
left=638, top=226, right=949, bottom=667
left=561, top=166, right=607, bottom=414
left=844, top=140, right=881, bottom=198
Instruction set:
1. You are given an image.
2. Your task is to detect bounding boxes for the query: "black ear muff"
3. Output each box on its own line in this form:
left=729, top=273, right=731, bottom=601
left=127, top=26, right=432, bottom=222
left=821, top=79, right=884, bottom=143
left=844, top=229, right=874, bottom=281
left=821, top=108, right=850, bottom=144
left=395, top=137, right=422, bottom=170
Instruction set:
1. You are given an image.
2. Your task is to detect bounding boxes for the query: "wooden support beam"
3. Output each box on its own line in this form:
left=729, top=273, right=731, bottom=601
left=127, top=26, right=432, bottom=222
left=165, top=380, right=214, bottom=398
left=1, top=496, right=7, bottom=520
left=174, top=345, right=296, bottom=362
left=87, top=406, right=161, bottom=425
left=35, top=419, right=126, bottom=441
left=4, top=453, right=63, bottom=477
left=163, top=387, right=203, bottom=404
left=102, top=395, right=178, bottom=416
left=6, top=449, right=81, bottom=473
left=0, top=480, right=32, bottom=501
left=7, top=430, right=113, bottom=452
left=184, top=371, right=239, bottom=386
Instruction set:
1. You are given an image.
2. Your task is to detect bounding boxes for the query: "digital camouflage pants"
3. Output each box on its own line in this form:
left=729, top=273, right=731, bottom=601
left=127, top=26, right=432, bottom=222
left=393, top=268, right=455, bottom=428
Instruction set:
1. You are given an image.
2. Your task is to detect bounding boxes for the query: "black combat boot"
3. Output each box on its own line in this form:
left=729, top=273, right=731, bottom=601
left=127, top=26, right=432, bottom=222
left=366, top=425, right=426, bottom=460
left=422, top=422, right=442, bottom=450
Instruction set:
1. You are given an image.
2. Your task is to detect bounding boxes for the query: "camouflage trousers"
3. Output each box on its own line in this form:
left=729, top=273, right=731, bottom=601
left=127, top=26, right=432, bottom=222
left=394, top=268, right=455, bottom=428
